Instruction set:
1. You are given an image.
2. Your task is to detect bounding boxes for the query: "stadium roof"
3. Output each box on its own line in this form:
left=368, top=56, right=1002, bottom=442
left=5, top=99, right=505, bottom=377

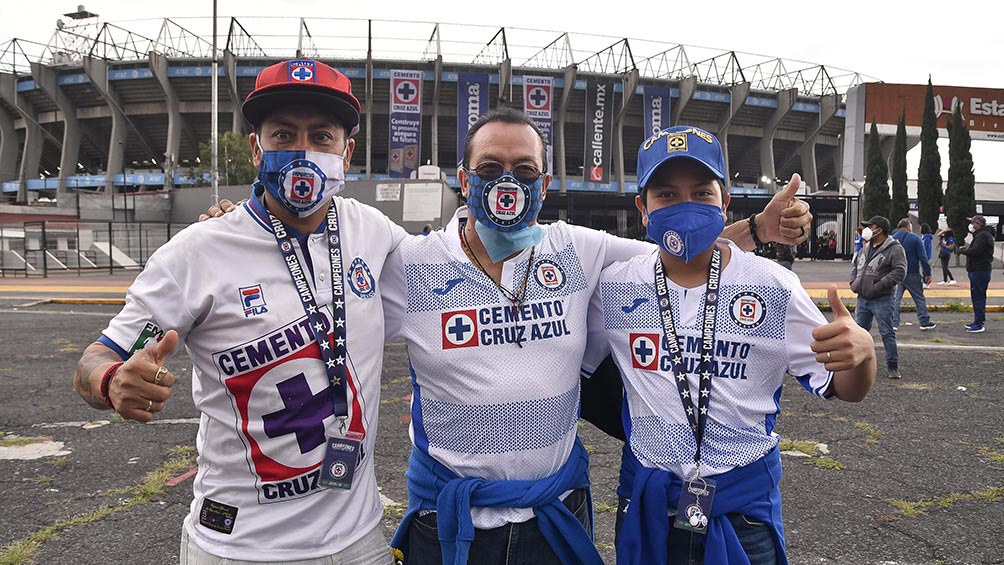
left=1, top=16, right=878, bottom=97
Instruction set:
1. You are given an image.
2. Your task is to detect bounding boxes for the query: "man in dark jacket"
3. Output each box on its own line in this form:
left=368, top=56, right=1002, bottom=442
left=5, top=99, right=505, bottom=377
left=891, top=219, right=935, bottom=331
left=850, top=216, right=907, bottom=378
left=959, top=215, right=996, bottom=333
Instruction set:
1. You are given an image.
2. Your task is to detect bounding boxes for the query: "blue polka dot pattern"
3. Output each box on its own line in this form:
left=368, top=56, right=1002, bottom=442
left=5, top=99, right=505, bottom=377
left=630, top=415, right=776, bottom=470
left=421, top=386, right=580, bottom=454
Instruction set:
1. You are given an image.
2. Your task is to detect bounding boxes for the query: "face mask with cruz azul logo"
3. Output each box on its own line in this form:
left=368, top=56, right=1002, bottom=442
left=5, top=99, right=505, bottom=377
left=256, top=143, right=348, bottom=218
left=644, top=201, right=725, bottom=263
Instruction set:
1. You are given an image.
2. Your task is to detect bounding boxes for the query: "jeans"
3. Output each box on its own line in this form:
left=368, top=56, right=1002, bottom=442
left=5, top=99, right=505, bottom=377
left=614, top=497, right=779, bottom=565
left=405, top=488, right=591, bottom=565
left=893, top=273, right=931, bottom=327
left=856, top=294, right=898, bottom=371
left=939, top=253, right=955, bottom=282
left=180, top=523, right=393, bottom=565
left=969, top=270, right=992, bottom=325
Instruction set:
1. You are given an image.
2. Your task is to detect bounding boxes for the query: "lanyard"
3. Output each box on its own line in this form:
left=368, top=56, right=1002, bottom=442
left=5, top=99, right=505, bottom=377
left=653, top=246, right=721, bottom=475
left=267, top=205, right=349, bottom=427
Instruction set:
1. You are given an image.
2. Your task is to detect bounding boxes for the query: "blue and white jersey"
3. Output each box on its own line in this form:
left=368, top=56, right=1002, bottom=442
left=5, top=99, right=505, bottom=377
left=584, top=239, right=833, bottom=479
left=101, top=193, right=408, bottom=561
left=383, top=207, right=652, bottom=528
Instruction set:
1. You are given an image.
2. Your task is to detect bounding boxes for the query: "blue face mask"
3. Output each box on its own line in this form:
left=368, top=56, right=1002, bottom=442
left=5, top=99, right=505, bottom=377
left=256, top=147, right=347, bottom=218
left=645, top=201, right=725, bottom=263
left=466, top=172, right=545, bottom=262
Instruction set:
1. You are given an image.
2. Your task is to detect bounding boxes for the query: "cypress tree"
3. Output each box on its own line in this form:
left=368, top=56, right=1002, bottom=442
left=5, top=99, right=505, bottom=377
left=917, top=78, right=943, bottom=228
left=862, top=122, right=890, bottom=221
left=889, top=109, right=910, bottom=224
left=944, top=104, right=976, bottom=239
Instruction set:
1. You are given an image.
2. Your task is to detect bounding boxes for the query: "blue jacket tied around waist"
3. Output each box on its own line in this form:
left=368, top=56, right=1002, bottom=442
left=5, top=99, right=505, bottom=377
left=390, top=438, right=602, bottom=565
left=618, top=447, right=786, bottom=565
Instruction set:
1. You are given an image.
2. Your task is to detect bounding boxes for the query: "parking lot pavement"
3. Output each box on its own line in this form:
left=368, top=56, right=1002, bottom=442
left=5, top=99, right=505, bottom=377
left=1, top=300, right=1002, bottom=564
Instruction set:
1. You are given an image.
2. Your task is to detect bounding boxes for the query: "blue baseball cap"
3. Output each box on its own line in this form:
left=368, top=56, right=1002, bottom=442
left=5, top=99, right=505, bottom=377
left=636, top=126, right=726, bottom=190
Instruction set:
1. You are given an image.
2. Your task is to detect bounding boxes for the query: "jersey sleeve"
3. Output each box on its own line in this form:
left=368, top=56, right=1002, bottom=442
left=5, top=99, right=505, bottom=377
left=581, top=272, right=613, bottom=377
left=568, top=225, right=655, bottom=268
left=99, top=253, right=197, bottom=360
left=783, top=284, right=834, bottom=399
left=380, top=243, right=407, bottom=342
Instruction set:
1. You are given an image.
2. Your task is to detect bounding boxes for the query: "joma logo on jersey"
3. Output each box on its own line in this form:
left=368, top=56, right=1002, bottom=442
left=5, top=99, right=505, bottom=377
left=129, top=322, right=164, bottom=354
left=240, top=284, right=268, bottom=318
left=630, top=333, right=660, bottom=370
left=442, top=310, right=479, bottom=349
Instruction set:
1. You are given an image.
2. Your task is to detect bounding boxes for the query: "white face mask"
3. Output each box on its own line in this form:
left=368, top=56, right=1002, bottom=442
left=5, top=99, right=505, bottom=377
left=861, top=227, right=874, bottom=241
left=969, top=224, right=977, bottom=233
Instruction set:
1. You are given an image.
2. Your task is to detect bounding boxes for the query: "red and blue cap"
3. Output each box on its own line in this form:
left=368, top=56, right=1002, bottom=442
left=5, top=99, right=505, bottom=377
left=242, top=59, right=361, bottom=136
left=636, top=125, right=726, bottom=190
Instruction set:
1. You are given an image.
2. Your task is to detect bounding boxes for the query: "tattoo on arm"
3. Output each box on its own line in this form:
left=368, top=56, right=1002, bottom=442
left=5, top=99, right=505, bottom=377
left=74, top=343, right=121, bottom=410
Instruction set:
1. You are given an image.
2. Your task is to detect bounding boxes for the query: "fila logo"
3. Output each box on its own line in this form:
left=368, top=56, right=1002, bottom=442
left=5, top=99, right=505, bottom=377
left=630, top=333, right=660, bottom=370
left=442, top=311, right=479, bottom=349
left=240, top=284, right=269, bottom=318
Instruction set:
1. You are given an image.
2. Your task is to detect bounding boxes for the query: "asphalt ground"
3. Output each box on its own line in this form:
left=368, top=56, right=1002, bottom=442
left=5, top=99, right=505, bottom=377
left=1, top=262, right=1003, bottom=564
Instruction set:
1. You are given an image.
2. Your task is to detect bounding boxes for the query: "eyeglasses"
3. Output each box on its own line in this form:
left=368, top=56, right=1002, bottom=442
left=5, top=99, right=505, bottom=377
left=468, top=161, right=544, bottom=185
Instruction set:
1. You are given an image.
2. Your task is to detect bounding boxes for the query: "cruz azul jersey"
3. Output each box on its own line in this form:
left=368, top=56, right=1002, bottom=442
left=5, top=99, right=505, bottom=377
left=584, top=240, right=834, bottom=479
left=99, top=193, right=407, bottom=561
left=382, top=207, right=652, bottom=528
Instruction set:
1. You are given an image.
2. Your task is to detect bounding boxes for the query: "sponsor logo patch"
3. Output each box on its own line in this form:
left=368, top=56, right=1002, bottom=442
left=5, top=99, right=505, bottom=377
left=442, top=310, right=479, bottom=349
left=347, top=258, right=376, bottom=299
left=630, top=333, right=660, bottom=370
left=240, top=284, right=269, bottom=318
left=129, top=322, right=164, bottom=354
left=533, top=259, right=566, bottom=291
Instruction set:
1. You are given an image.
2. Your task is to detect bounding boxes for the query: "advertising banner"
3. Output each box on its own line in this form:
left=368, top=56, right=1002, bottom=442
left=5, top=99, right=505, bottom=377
left=457, top=72, right=490, bottom=167
left=584, top=80, right=614, bottom=183
left=865, top=83, right=1004, bottom=141
left=643, top=85, right=672, bottom=139
left=389, top=69, right=423, bottom=178
left=522, top=75, right=554, bottom=173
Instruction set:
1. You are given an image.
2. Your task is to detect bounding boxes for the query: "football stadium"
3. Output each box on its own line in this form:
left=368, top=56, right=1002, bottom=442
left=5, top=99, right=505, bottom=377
left=0, top=9, right=1000, bottom=273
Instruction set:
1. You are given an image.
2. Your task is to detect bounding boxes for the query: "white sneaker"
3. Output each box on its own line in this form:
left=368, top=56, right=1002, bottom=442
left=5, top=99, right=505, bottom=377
left=937, top=281, right=947, bottom=285
left=923, top=284, right=930, bottom=289
left=948, top=280, right=958, bottom=286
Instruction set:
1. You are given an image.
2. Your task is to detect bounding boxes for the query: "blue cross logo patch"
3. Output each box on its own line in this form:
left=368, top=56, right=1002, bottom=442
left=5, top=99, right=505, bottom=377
left=288, top=60, right=316, bottom=82
left=729, top=291, right=768, bottom=329
left=347, top=258, right=376, bottom=300
left=534, top=259, right=566, bottom=291
left=442, top=310, right=479, bottom=349
left=279, top=160, right=327, bottom=211
left=630, top=333, right=660, bottom=370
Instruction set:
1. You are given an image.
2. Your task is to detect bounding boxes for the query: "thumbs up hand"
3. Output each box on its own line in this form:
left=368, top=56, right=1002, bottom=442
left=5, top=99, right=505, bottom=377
left=757, top=173, right=813, bottom=245
left=810, top=286, right=875, bottom=372
left=108, top=330, right=179, bottom=422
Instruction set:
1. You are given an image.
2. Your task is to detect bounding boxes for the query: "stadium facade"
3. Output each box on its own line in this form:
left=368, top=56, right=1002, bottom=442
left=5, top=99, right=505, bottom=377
left=0, top=13, right=873, bottom=225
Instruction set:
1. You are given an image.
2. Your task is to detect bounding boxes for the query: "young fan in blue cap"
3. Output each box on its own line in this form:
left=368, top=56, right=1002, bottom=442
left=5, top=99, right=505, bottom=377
left=584, top=126, right=877, bottom=564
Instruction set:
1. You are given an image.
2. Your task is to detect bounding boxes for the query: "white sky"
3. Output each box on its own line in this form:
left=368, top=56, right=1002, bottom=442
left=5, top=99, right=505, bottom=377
left=2, top=0, right=1002, bottom=181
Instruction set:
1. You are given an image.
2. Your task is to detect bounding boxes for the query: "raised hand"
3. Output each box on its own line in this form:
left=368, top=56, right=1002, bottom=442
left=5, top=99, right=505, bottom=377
left=810, top=286, right=875, bottom=373
left=758, top=173, right=812, bottom=245
left=108, top=330, right=179, bottom=422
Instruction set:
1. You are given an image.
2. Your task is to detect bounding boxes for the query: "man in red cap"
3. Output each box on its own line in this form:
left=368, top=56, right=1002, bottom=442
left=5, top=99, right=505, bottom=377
left=72, top=59, right=405, bottom=564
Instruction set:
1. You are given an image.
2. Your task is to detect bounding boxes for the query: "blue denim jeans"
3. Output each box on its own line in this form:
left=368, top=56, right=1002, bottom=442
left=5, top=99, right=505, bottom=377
left=856, top=294, right=898, bottom=371
left=615, top=497, right=779, bottom=565
left=894, top=273, right=931, bottom=327
left=405, top=488, right=591, bottom=565
left=969, top=270, right=992, bottom=325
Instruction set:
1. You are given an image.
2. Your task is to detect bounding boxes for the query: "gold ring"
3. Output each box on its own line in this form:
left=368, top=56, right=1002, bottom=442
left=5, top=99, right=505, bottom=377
left=145, top=400, right=153, bottom=412
left=154, top=366, right=168, bottom=385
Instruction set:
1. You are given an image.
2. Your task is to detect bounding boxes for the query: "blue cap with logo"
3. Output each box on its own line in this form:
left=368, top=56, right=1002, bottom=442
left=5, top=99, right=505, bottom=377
left=636, top=125, right=726, bottom=191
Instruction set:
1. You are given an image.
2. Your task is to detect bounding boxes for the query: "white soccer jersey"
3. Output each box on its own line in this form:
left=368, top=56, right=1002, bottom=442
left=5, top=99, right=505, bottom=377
left=584, top=240, right=834, bottom=479
left=382, top=207, right=652, bottom=528
left=100, top=193, right=407, bottom=561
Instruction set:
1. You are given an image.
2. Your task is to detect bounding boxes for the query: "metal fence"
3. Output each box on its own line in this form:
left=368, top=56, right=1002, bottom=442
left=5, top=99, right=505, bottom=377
left=0, top=221, right=189, bottom=277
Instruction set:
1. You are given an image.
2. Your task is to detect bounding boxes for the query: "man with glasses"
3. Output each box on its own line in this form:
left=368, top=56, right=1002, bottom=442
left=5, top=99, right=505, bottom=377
left=206, top=104, right=812, bottom=563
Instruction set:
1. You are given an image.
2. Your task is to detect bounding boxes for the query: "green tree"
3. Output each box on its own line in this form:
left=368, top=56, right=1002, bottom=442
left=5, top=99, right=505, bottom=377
left=861, top=122, right=890, bottom=221
left=916, top=78, right=943, bottom=229
left=944, top=104, right=976, bottom=239
left=197, top=131, right=257, bottom=186
left=889, top=109, right=910, bottom=224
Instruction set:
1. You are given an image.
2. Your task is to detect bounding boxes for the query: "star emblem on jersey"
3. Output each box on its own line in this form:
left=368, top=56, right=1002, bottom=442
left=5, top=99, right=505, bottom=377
left=730, top=291, right=768, bottom=329
left=630, top=333, right=660, bottom=370
left=533, top=259, right=566, bottom=291
left=663, top=229, right=684, bottom=257
left=347, top=258, right=376, bottom=299
left=279, top=159, right=327, bottom=211
left=483, top=177, right=531, bottom=228
left=442, top=310, right=479, bottom=349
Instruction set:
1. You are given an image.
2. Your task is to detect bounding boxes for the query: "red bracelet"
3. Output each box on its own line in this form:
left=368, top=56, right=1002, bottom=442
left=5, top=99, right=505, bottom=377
left=100, top=362, right=124, bottom=409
